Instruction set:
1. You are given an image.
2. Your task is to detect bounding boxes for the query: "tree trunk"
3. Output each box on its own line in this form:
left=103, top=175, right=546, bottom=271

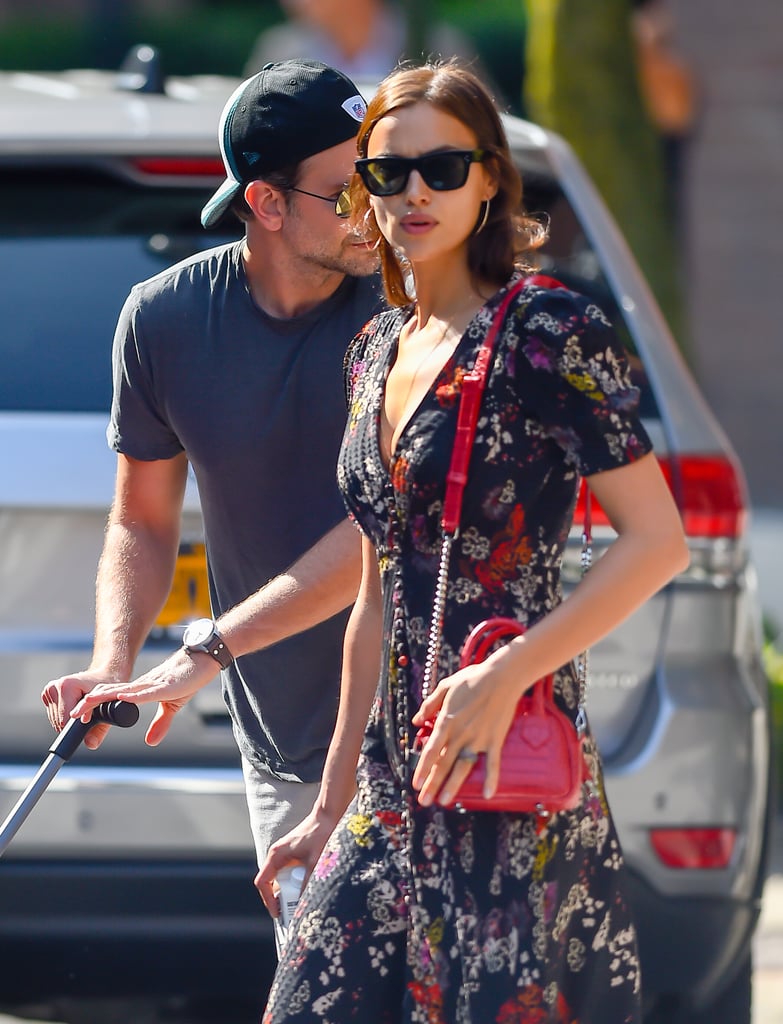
left=523, top=0, right=685, bottom=351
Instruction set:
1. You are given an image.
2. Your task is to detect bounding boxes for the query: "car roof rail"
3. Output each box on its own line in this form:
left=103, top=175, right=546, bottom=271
left=116, top=44, right=165, bottom=94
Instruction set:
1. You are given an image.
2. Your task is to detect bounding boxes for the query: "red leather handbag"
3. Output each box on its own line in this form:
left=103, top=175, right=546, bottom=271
left=449, top=618, right=585, bottom=814
left=411, top=277, right=589, bottom=816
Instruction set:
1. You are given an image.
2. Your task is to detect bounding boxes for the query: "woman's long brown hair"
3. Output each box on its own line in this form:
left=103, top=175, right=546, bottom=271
left=350, top=61, right=547, bottom=306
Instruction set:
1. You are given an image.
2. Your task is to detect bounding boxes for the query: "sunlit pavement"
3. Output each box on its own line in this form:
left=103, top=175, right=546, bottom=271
left=755, top=908, right=783, bottom=1023
left=1, top=829, right=781, bottom=1024
left=750, top=512, right=783, bottom=1023
left=754, top=814, right=783, bottom=1024
left=1, top=855, right=781, bottom=1024
left=750, top=512, right=783, bottom=1024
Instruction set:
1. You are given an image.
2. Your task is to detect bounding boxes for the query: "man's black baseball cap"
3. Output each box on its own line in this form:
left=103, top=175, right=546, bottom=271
left=201, top=60, right=367, bottom=228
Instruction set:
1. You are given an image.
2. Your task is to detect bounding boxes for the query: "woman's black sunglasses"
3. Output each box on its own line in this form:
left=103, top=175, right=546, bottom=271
left=355, top=149, right=485, bottom=197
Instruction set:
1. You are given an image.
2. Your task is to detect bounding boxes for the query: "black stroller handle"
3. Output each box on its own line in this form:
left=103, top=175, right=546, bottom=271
left=0, top=700, right=140, bottom=857
left=52, top=700, right=140, bottom=761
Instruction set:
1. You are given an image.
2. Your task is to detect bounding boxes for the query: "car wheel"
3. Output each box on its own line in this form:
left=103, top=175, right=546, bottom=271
left=644, top=952, right=752, bottom=1024
left=688, top=953, right=752, bottom=1024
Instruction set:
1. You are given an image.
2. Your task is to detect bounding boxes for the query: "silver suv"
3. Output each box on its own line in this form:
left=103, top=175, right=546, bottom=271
left=0, top=58, right=771, bottom=1023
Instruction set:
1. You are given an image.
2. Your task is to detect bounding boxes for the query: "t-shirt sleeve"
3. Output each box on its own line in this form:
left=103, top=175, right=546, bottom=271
left=105, top=289, right=184, bottom=460
left=511, top=287, right=653, bottom=476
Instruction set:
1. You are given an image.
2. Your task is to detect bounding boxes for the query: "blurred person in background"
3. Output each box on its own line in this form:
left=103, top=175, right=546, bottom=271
left=631, top=0, right=698, bottom=222
left=245, top=0, right=503, bottom=100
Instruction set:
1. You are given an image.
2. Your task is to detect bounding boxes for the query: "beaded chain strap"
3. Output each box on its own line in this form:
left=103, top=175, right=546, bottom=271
left=417, top=276, right=591, bottom=728
left=388, top=277, right=592, bottom=972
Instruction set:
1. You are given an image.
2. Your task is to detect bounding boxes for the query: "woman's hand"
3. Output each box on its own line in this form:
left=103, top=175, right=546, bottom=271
left=410, top=645, right=526, bottom=808
left=410, top=455, right=689, bottom=810
left=254, top=809, right=339, bottom=915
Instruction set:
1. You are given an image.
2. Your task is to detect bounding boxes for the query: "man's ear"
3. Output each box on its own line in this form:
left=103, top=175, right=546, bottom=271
left=244, top=179, right=287, bottom=230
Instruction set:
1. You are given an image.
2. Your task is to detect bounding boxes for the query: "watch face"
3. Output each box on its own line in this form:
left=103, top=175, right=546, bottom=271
left=183, top=617, right=215, bottom=647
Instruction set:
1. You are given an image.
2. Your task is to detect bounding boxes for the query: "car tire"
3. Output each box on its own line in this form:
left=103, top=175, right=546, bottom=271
left=689, top=952, right=751, bottom=1024
left=644, top=952, right=752, bottom=1024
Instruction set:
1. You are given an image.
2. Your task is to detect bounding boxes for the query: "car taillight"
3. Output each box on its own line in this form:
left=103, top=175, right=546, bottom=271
left=650, top=828, right=737, bottom=869
left=660, top=455, right=748, bottom=539
left=575, top=454, right=747, bottom=539
left=129, top=157, right=225, bottom=177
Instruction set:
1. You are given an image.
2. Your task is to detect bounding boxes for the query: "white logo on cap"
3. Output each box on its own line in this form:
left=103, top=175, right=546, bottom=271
left=342, top=95, right=367, bottom=122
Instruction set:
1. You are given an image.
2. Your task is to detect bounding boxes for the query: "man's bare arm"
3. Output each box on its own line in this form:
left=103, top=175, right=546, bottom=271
left=92, top=453, right=189, bottom=679
left=66, top=517, right=363, bottom=746
left=218, top=517, right=361, bottom=657
left=42, top=453, right=188, bottom=742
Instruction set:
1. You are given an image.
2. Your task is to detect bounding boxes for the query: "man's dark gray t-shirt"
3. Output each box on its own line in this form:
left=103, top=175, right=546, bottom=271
left=108, top=240, right=381, bottom=782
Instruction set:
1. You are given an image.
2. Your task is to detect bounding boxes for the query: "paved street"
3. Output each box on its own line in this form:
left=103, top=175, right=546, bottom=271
left=2, top=823, right=782, bottom=1023
left=748, top=508, right=782, bottom=1018
left=749, top=506, right=783, bottom=1019
left=756, top=883, right=783, bottom=1024
left=754, top=817, right=783, bottom=1024
left=749, top=508, right=783, bottom=1024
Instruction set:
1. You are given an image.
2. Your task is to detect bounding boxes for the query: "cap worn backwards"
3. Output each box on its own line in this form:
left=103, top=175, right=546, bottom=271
left=201, top=60, right=367, bottom=229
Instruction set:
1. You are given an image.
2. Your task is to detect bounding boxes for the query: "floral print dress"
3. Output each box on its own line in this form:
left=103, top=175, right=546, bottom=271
left=263, top=278, right=652, bottom=1024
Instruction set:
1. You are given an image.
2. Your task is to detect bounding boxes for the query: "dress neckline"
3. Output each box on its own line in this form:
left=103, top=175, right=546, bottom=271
left=371, top=274, right=527, bottom=475
left=376, top=306, right=477, bottom=475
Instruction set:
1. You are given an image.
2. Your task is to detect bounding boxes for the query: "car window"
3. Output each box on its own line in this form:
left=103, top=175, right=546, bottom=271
left=0, top=166, right=657, bottom=418
left=0, top=167, right=240, bottom=413
left=522, top=173, right=659, bottom=419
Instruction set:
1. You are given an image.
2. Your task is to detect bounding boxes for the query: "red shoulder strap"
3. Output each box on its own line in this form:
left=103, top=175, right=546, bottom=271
left=441, top=278, right=527, bottom=533
left=441, top=274, right=591, bottom=539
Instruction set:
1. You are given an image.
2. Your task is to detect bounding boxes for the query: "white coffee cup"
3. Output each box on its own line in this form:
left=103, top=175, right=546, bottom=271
left=276, top=863, right=307, bottom=935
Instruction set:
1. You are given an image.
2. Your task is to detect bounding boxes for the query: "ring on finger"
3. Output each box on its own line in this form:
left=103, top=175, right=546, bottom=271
left=456, top=747, right=479, bottom=764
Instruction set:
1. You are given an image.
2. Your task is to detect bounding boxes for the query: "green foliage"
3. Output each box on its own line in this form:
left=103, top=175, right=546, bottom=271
left=0, top=2, right=528, bottom=112
left=764, top=641, right=783, bottom=807
left=437, top=1, right=528, bottom=114
left=521, top=0, right=687, bottom=353
left=131, top=7, right=275, bottom=76
left=0, top=18, right=93, bottom=71
left=0, top=4, right=279, bottom=76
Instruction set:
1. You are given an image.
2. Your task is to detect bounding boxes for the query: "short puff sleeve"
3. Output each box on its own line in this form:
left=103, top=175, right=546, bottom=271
left=510, top=286, right=653, bottom=476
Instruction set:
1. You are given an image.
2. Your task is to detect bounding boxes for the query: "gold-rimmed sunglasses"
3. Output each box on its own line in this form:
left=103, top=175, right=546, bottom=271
left=286, top=186, right=352, bottom=218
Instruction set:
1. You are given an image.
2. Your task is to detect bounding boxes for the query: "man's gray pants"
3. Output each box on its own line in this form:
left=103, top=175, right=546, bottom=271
left=241, top=757, right=320, bottom=957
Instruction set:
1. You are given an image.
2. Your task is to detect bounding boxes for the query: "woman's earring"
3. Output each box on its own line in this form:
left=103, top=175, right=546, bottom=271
left=474, top=199, right=491, bottom=236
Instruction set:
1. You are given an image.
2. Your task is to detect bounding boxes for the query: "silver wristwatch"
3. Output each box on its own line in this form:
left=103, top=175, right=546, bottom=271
left=182, top=618, right=234, bottom=670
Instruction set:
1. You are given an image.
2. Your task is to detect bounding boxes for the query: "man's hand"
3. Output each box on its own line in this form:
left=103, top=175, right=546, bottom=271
left=41, top=669, right=126, bottom=749
left=65, top=648, right=220, bottom=747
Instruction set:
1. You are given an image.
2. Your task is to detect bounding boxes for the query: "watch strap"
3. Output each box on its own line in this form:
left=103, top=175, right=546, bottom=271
left=184, top=626, right=234, bottom=670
